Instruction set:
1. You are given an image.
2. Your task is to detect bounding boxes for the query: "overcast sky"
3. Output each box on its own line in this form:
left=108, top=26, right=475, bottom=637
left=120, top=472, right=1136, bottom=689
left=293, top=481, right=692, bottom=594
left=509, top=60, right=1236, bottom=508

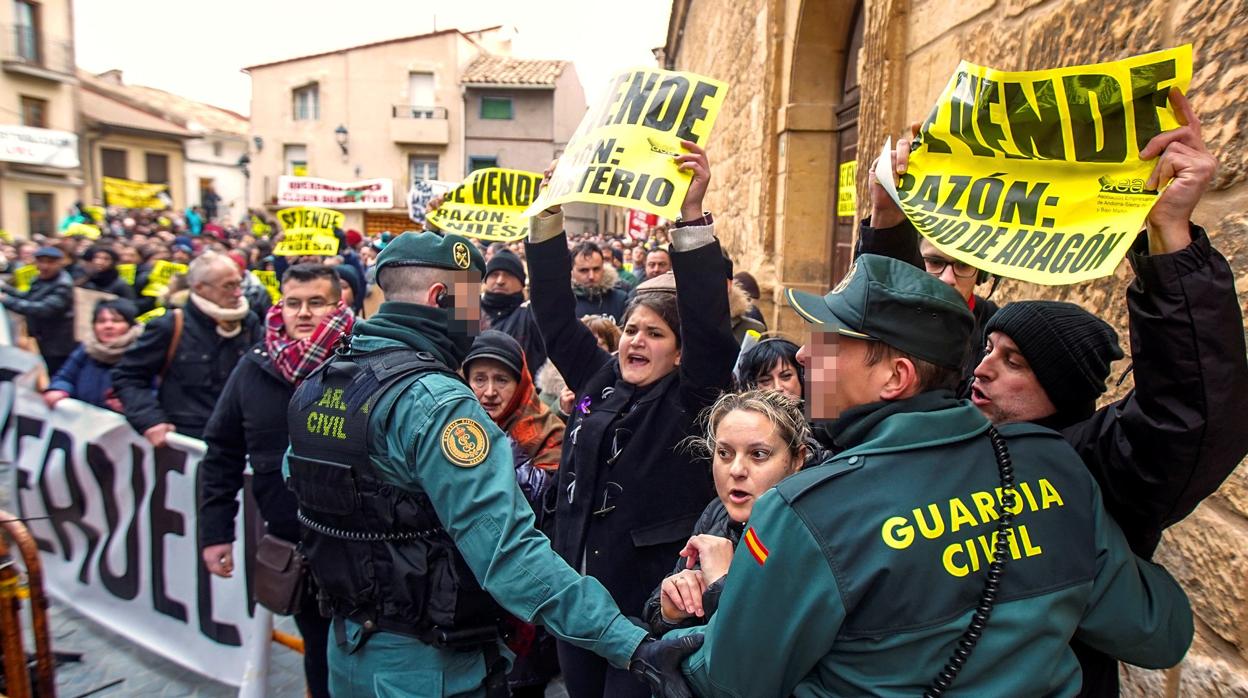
left=73, top=0, right=673, bottom=116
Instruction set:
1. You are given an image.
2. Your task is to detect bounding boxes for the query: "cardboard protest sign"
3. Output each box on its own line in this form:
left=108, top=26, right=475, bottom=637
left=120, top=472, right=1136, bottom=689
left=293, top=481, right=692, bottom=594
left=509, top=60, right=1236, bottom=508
left=428, top=168, right=543, bottom=242
left=408, top=179, right=454, bottom=225
left=253, top=270, right=282, bottom=303
left=876, top=46, right=1192, bottom=285
left=526, top=68, right=728, bottom=219
left=103, top=177, right=169, bottom=209
left=274, top=207, right=344, bottom=256
left=117, top=263, right=136, bottom=286
left=141, top=260, right=188, bottom=298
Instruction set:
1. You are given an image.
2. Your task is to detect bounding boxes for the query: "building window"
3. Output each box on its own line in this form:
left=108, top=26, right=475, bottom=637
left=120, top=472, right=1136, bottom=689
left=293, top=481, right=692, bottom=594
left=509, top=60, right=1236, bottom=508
left=409, top=156, right=439, bottom=186
left=145, top=152, right=169, bottom=184
left=101, top=147, right=127, bottom=179
left=408, top=72, right=435, bottom=117
left=19, top=96, right=47, bottom=128
left=293, top=83, right=319, bottom=121
left=480, top=96, right=513, bottom=120
left=468, top=156, right=498, bottom=172
left=284, top=144, right=308, bottom=176
left=13, top=0, right=40, bottom=63
left=26, top=192, right=53, bottom=238
left=212, top=140, right=223, bottom=157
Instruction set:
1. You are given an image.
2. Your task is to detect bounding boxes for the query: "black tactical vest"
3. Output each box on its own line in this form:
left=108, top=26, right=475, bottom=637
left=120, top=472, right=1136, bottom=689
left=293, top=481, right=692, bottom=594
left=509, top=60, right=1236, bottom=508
left=287, top=346, right=501, bottom=647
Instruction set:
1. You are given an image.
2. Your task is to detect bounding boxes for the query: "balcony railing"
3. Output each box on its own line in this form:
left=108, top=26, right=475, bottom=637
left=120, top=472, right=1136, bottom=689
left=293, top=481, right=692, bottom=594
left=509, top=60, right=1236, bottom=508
left=392, top=104, right=448, bottom=119
left=1, top=24, right=74, bottom=78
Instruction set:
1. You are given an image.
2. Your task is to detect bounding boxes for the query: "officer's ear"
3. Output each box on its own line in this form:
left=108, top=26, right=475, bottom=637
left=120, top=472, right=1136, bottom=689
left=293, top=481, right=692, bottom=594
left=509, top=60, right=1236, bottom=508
left=425, top=281, right=447, bottom=308
left=878, top=356, right=921, bottom=402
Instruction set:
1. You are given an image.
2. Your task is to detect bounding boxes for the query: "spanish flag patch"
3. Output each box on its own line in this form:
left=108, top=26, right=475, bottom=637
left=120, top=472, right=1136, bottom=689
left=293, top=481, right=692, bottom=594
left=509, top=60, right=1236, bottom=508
left=744, top=527, right=769, bottom=566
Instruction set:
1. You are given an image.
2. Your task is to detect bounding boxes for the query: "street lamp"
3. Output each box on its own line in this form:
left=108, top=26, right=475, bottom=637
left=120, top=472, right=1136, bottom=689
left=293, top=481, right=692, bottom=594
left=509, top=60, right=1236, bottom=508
left=238, top=153, right=251, bottom=210
left=334, top=124, right=349, bottom=157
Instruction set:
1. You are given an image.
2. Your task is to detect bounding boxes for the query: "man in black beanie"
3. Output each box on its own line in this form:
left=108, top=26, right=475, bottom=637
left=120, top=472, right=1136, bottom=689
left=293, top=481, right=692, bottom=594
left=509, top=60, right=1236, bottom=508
left=972, top=301, right=1123, bottom=428
left=480, top=248, right=545, bottom=382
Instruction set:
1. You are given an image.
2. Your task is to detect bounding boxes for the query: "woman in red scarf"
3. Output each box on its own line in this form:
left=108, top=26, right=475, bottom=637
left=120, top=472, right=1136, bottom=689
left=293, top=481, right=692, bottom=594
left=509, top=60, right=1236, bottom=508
left=463, top=329, right=565, bottom=698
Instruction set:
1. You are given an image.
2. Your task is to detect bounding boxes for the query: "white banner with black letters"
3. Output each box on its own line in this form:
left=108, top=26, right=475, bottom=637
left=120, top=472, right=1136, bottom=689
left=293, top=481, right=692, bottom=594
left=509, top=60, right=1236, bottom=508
left=0, top=353, right=260, bottom=687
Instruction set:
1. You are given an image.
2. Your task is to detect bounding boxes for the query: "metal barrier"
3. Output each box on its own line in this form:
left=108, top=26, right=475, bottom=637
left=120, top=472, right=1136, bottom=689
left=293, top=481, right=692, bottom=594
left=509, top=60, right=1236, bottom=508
left=0, top=510, right=56, bottom=697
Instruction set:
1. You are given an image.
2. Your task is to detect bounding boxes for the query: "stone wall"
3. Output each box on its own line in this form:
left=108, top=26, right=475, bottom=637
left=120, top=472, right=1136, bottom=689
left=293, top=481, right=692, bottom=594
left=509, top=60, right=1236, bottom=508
left=668, top=0, right=1248, bottom=692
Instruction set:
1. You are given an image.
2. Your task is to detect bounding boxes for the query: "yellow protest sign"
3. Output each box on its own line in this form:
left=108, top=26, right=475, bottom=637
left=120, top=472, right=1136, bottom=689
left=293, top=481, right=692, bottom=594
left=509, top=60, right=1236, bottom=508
left=251, top=215, right=272, bottom=237
left=84, top=205, right=106, bottom=223
left=275, top=231, right=340, bottom=256
left=103, top=177, right=169, bottom=209
left=117, top=263, right=136, bottom=286
left=876, top=46, right=1192, bottom=286
left=428, top=168, right=543, bottom=242
left=11, top=265, right=37, bottom=292
left=838, top=160, right=857, bottom=217
left=141, top=260, right=188, bottom=298
left=274, top=206, right=343, bottom=256
left=254, top=270, right=282, bottom=303
left=137, top=306, right=167, bottom=323
left=526, top=68, right=728, bottom=220
left=63, top=222, right=102, bottom=239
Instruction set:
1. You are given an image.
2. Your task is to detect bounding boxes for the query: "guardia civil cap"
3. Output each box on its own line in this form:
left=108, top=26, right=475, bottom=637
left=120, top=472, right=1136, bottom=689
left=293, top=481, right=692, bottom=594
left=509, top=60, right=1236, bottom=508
left=374, top=231, right=485, bottom=277
left=784, top=254, right=974, bottom=369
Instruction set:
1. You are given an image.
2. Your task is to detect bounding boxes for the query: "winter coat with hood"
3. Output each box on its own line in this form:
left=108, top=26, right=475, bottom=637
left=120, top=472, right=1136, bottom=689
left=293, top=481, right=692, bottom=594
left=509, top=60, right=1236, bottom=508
left=2, top=269, right=76, bottom=357
left=526, top=214, right=738, bottom=624
left=111, top=298, right=261, bottom=439
left=572, top=262, right=630, bottom=324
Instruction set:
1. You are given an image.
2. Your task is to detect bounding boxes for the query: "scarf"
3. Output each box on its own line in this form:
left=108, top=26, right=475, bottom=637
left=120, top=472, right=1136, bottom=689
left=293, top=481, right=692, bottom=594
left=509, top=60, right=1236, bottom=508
left=351, top=301, right=473, bottom=369
left=189, top=292, right=251, bottom=338
left=494, top=354, right=565, bottom=472
left=84, top=324, right=144, bottom=364
left=265, top=302, right=355, bottom=385
left=481, top=291, right=523, bottom=323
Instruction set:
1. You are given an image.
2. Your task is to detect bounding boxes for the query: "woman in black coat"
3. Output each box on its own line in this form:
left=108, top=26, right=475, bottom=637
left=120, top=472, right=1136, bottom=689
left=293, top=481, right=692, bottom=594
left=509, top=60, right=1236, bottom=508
left=525, top=144, right=737, bottom=698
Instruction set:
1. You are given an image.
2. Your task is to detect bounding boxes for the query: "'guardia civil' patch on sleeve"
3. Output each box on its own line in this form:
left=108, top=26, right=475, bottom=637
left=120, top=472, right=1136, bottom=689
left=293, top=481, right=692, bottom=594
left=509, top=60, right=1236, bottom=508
left=441, top=418, right=490, bottom=467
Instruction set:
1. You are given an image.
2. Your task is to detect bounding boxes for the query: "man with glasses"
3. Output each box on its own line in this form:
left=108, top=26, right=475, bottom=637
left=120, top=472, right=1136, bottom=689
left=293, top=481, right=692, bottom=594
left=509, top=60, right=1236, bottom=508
left=113, top=251, right=261, bottom=446
left=199, top=263, right=352, bottom=698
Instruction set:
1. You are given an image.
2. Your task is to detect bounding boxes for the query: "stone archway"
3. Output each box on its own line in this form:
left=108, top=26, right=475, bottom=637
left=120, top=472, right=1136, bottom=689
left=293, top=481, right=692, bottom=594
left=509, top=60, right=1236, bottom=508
left=770, top=0, right=864, bottom=336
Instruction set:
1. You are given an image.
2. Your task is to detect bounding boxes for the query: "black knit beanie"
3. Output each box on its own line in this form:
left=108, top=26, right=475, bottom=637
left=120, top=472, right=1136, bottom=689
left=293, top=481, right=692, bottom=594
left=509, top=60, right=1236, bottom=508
left=984, top=301, right=1124, bottom=419
left=463, top=330, right=525, bottom=380
left=485, top=249, right=526, bottom=287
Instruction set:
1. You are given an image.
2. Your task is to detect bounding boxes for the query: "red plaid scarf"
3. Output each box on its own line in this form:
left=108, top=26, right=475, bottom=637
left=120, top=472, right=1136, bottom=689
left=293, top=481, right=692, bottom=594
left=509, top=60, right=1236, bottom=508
left=264, top=302, right=355, bottom=385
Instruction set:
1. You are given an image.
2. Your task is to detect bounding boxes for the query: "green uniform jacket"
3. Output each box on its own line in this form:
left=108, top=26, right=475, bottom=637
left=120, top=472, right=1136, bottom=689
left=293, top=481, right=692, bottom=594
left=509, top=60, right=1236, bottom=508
left=286, top=334, right=645, bottom=697
left=671, top=392, right=1192, bottom=697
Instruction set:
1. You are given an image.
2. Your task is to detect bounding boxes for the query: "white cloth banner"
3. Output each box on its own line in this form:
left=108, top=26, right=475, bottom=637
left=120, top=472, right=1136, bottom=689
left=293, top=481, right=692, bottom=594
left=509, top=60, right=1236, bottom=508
left=277, top=175, right=394, bottom=209
left=0, top=124, right=80, bottom=169
left=0, top=368, right=259, bottom=687
left=407, top=179, right=453, bottom=225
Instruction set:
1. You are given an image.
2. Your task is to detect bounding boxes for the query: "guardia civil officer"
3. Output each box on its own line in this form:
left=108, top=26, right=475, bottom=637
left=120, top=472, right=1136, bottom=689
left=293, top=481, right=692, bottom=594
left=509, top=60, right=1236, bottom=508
left=284, top=232, right=700, bottom=698
left=663, top=254, right=1193, bottom=697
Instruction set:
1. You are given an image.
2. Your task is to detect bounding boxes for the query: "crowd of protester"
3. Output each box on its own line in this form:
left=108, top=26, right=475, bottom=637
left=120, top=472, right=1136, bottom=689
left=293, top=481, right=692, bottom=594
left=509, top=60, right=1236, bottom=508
left=0, top=88, right=1244, bottom=698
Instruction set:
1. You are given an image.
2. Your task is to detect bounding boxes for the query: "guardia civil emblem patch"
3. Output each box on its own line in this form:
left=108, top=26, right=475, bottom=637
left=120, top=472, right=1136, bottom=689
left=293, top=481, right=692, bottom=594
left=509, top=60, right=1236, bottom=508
left=452, top=242, right=471, bottom=269
left=441, top=418, right=490, bottom=467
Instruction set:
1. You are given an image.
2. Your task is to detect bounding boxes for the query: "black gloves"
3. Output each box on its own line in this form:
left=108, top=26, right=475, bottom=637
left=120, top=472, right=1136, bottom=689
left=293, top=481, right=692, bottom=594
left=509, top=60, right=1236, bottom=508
left=629, top=633, right=705, bottom=698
